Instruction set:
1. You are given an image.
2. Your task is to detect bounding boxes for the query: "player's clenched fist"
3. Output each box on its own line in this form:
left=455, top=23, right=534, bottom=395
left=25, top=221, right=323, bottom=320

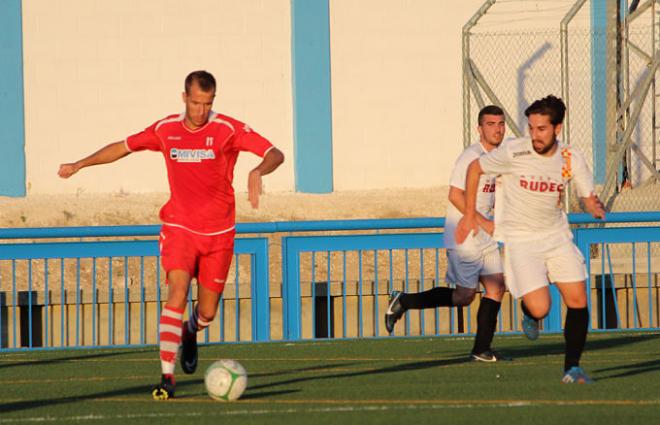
left=58, top=163, right=81, bottom=179
left=455, top=214, right=479, bottom=244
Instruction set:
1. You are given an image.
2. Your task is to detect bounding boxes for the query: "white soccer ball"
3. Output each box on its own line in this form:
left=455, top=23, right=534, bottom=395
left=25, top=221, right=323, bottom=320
left=204, top=359, right=248, bottom=401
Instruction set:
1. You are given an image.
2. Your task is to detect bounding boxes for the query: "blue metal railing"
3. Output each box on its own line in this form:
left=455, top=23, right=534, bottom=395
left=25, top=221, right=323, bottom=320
left=0, top=237, right=269, bottom=350
left=2, top=212, right=660, bottom=240
left=574, top=225, right=660, bottom=331
left=1, top=212, right=659, bottom=350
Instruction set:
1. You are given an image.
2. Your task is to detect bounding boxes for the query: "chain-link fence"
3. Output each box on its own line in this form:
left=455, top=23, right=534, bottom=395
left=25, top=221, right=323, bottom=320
left=463, top=0, right=660, bottom=213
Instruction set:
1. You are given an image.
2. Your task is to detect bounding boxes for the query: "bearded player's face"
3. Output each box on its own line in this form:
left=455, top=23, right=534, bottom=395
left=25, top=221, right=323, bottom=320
left=478, top=114, right=505, bottom=148
left=182, top=82, right=215, bottom=130
left=528, top=113, right=561, bottom=156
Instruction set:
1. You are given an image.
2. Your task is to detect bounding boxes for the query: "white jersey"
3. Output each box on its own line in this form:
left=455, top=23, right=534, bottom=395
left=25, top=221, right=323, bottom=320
left=444, top=142, right=497, bottom=250
left=479, top=137, right=595, bottom=243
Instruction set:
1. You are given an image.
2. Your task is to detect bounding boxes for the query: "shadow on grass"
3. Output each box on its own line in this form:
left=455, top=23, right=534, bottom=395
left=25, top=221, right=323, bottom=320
left=593, top=359, right=660, bottom=380
left=177, top=382, right=300, bottom=401
left=0, top=371, right=303, bottom=414
left=0, top=376, right=197, bottom=414
left=247, top=356, right=469, bottom=392
left=2, top=333, right=657, bottom=413
left=484, top=332, right=660, bottom=362
left=0, top=347, right=158, bottom=370
left=0, top=377, right=299, bottom=414
left=250, top=361, right=362, bottom=379
left=241, top=389, right=301, bottom=400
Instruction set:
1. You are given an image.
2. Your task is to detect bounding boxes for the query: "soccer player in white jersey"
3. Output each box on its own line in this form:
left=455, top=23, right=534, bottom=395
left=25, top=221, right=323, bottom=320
left=385, top=105, right=510, bottom=362
left=456, top=95, right=605, bottom=383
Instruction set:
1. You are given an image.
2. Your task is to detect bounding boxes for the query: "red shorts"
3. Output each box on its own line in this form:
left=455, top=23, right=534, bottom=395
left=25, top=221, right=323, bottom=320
left=159, top=225, right=235, bottom=293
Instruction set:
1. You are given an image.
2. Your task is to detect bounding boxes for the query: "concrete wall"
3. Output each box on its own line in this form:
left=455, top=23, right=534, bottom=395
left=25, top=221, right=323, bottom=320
left=20, top=0, right=485, bottom=195
left=22, top=0, right=294, bottom=195
left=330, top=0, right=479, bottom=190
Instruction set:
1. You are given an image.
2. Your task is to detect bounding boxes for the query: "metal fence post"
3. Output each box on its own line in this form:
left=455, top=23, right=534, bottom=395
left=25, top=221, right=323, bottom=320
left=282, top=237, right=302, bottom=340
left=249, top=238, right=270, bottom=342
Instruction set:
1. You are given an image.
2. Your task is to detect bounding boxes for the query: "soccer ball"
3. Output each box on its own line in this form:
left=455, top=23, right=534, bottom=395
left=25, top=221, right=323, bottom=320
left=204, top=359, right=248, bottom=401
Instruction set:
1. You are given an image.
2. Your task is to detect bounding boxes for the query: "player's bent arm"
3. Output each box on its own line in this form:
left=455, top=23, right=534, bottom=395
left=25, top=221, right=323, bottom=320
left=252, top=147, right=285, bottom=176
left=455, top=159, right=484, bottom=244
left=571, top=148, right=605, bottom=220
left=58, top=141, right=131, bottom=179
left=248, top=147, right=285, bottom=209
left=463, top=159, right=484, bottom=217
left=448, top=186, right=492, bottom=230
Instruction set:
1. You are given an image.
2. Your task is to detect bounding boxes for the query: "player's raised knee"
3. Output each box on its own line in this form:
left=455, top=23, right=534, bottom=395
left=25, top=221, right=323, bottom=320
left=196, top=307, right=216, bottom=324
left=525, top=303, right=550, bottom=320
left=484, top=284, right=506, bottom=301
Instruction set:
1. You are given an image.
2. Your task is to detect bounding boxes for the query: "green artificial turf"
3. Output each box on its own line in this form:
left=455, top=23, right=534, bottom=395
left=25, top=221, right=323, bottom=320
left=1, top=332, right=659, bottom=424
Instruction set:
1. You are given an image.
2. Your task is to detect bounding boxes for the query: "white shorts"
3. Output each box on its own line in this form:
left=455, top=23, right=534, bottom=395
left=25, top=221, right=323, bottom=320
left=503, top=239, right=587, bottom=299
left=445, top=244, right=503, bottom=289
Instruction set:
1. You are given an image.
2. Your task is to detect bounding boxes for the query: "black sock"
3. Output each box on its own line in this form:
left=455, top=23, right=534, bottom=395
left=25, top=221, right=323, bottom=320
left=400, top=287, right=454, bottom=309
left=472, top=297, right=501, bottom=354
left=564, top=307, right=589, bottom=372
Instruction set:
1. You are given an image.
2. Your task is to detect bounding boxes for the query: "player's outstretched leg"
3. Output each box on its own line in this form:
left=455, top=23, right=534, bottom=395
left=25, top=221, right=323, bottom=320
left=521, top=301, right=540, bottom=340
left=385, top=287, right=454, bottom=333
left=385, top=291, right=406, bottom=333
left=154, top=305, right=184, bottom=399
left=385, top=287, right=455, bottom=334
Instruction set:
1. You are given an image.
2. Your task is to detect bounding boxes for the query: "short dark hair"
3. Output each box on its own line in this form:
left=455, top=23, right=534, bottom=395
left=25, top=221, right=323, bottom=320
left=185, top=70, right=216, bottom=94
left=524, top=95, right=566, bottom=125
left=478, top=105, right=504, bottom=125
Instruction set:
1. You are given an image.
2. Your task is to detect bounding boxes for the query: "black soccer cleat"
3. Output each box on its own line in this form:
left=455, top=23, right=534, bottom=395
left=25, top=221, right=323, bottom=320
left=470, top=349, right=513, bottom=362
left=384, top=291, right=406, bottom=334
left=152, top=375, right=176, bottom=400
left=180, top=322, right=198, bottom=374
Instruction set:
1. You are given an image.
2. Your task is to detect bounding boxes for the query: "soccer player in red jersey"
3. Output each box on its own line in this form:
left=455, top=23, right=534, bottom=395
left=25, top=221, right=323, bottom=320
left=58, top=70, right=284, bottom=399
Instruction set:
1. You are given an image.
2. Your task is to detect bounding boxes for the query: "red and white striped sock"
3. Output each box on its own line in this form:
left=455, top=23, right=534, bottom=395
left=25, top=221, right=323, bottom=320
left=159, top=305, right=184, bottom=375
left=186, top=305, right=212, bottom=335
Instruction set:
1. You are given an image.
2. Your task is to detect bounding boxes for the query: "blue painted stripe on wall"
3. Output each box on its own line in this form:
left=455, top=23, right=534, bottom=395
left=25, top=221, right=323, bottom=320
left=0, top=0, right=26, bottom=196
left=0, top=0, right=26, bottom=197
left=590, top=0, right=607, bottom=185
left=291, top=0, right=333, bottom=193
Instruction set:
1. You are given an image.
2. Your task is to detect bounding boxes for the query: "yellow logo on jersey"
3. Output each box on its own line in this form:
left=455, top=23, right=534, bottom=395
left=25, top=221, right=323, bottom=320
left=561, top=148, right=572, bottom=180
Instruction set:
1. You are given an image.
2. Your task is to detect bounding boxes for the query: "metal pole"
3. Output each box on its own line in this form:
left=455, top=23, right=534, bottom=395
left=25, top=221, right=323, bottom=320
left=468, top=59, right=523, bottom=137
left=652, top=0, right=657, bottom=170
left=462, top=0, right=497, bottom=148
left=630, top=143, right=660, bottom=181
left=560, top=0, right=589, bottom=213
left=621, top=1, right=631, bottom=188
left=602, top=52, right=660, bottom=203
left=466, top=63, right=486, bottom=110
left=561, top=0, right=589, bottom=147
left=627, top=0, right=652, bottom=23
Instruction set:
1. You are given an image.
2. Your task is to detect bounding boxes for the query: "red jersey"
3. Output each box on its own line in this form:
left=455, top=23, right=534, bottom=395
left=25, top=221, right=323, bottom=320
left=125, top=112, right=273, bottom=234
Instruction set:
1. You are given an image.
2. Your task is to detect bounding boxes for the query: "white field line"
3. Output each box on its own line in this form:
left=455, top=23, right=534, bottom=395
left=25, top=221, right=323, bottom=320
left=1, top=399, right=659, bottom=423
